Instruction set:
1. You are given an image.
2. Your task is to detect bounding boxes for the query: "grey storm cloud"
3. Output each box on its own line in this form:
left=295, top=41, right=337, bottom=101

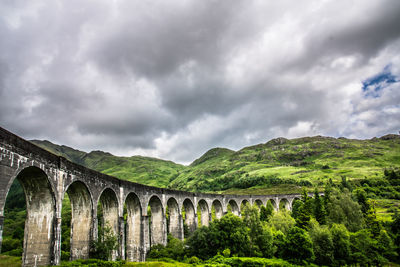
left=0, top=0, right=400, bottom=164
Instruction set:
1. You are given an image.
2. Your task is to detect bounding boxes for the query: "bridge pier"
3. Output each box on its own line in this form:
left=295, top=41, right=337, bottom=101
left=141, top=215, right=150, bottom=259
left=119, top=216, right=125, bottom=260
left=0, top=215, right=3, bottom=253
left=53, top=216, right=62, bottom=265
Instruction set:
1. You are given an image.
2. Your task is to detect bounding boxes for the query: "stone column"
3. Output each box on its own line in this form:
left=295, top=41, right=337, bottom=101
left=92, top=214, right=98, bottom=242
left=0, top=215, right=4, bottom=253
left=119, top=216, right=125, bottom=260
left=53, top=216, right=62, bottom=265
left=141, top=215, right=150, bottom=261
left=177, top=214, right=184, bottom=240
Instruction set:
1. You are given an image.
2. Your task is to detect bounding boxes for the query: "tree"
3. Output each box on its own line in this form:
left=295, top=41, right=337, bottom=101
left=260, top=201, right=274, bottom=222
left=269, top=210, right=296, bottom=235
left=326, top=188, right=364, bottom=232
left=330, top=223, right=350, bottom=266
left=313, top=188, right=326, bottom=225
left=282, top=226, right=314, bottom=264
left=309, top=220, right=333, bottom=266
left=294, top=191, right=313, bottom=229
left=90, top=224, right=118, bottom=261
left=186, top=213, right=251, bottom=259
left=242, top=204, right=273, bottom=257
left=147, top=234, right=185, bottom=260
left=272, top=229, right=286, bottom=259
left=365, top=199, right=382, bottom=237
left=350, top=229, right=382, bottom=266
left=353, top=188, right=369, bottom=215
left=377, top=229, right=397, bottom=262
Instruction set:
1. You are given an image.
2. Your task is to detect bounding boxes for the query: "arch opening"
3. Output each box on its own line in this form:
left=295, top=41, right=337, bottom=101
left=64, top=181, right=92, bottom=260
left=97, top=188, right=119, bottom=260
left=267, top=199, right=277, bottom=211
left=211, top=200, right=223, bottom=220
left=254, top=199, right=263, bottom=208
left=124, top=193, right=142, bottom=262
left=279, top=198, right=290, bottom=211
left=197, top=200, right=210, bottom=227
left=227, top=200, right=239, bottom=216
left=148, top=196, right=166, bottom=247
left=2, top=166, right=56, bottom=266
left=182, top=199, right=196, bottom=235
left=166, top=198, right=182, bottom=240
left=240, top=199, right=250, bottom=213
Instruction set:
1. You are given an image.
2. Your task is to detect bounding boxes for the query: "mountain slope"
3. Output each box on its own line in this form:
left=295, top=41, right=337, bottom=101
left=30, top=140, right=185, bottom=188
left=31, top=134, right=400, bottom=194
left=169, top=135, right=400, bottom=194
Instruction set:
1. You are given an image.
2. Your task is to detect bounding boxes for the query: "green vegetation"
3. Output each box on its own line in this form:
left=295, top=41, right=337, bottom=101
left=30, top=140, right=185, bottom=188
left=32, top=134, right=400, bottom=195
left=2, top=134, right=400, bottom=265
left=145, top=186, right=400, bottom=266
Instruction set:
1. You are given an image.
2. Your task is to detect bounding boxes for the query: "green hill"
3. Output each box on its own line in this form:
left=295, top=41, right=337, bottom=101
left=30, top=140, right=185, bottom=188
left=31, top=134, right=400, bottom=194
left=169, top=135, right=400, bottom=194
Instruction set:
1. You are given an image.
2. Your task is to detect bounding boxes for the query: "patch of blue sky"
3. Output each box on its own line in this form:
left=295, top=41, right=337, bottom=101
left=362, top=64, right=398, bottom=98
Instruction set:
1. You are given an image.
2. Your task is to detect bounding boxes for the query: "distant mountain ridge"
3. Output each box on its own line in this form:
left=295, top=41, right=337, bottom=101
left=30, top=140, right=185, bottom=188
left=31, top=133, right=400, bottom=194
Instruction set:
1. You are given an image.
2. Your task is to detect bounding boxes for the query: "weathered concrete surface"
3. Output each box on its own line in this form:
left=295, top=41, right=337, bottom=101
left=0, top=126, right=305, bottom=266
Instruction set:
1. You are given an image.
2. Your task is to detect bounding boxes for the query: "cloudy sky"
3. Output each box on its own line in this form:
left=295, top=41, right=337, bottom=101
left=1, top=0, right=400, bottom=164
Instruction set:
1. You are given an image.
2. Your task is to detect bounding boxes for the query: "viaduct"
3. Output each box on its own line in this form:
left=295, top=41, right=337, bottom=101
left=0, top=127, right=303, bottom=266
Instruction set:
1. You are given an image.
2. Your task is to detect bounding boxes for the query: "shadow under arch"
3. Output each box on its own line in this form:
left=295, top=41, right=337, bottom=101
left=182, top=198, right=196, bottom=234
left=65, top=180, right=93, bottom=260
left=227, top=199, right=239, bottom=216
left=279, top=198, right=290, bottom=210
left=254, top=199, right=263, bottom=208
left=124, top=192, right=142, bottom=262
left=148, top=195, right=166, bottom=246
left=240, top=199, right=250, bottom=212
left=167, top=197, right=182, bottom=240
left=212, top=199, right=223, bottom=220
left=97, top=187, right=119, bottom=259
left=197, top=199, right=210, bottom=227
left=10, top=166, right=56, bottom=266
left=267, top=199, right=277, bottom=211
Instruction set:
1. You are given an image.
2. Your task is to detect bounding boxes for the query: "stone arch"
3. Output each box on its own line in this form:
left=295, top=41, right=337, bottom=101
left=254, top=199, right=263, bottom=208
left=98, top=188, right=119, bottom=259
left=197, top=199, right=210, bottom=227
left=10, top=166, right=56, bottom=266
left=240, top=199, right=250, bottom=212
left=65, top=180, right=93, bottom=260
left=182, top=198, right=196, bottom=233
left=148, top=195, right=166, bottom=246
left=167, top=197, right=182, bottom=240
left=124, top=192, right=142, bottom=262
left=267, top=199, right=277, bottom=211
left=279, top=198, right=290, bottom=210
left=227, top=199, right=239, bottom=216
left=212, top=199, right=223, bottom=220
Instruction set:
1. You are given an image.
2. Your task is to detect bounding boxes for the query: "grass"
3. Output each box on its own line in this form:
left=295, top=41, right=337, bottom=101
left=124, top=261, right=190, bottom=266
left=374, top=198, right=400, bottom=222
left=32, top=135, right=400, bottom=195
left=0, top=255, right=21, bottom=267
